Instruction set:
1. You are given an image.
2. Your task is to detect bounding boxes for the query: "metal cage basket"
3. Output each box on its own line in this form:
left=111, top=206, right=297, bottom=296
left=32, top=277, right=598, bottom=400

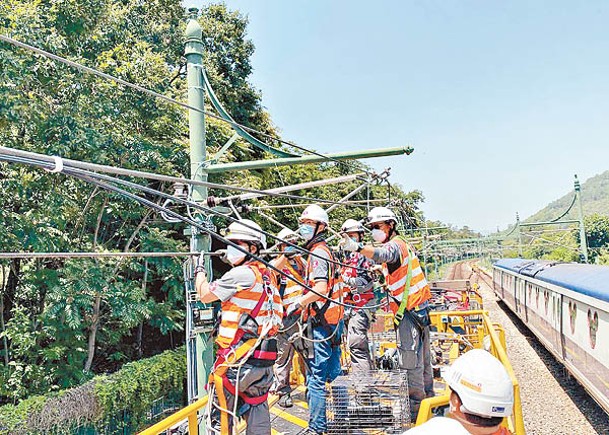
left=326, top=370, right=410, bottom=434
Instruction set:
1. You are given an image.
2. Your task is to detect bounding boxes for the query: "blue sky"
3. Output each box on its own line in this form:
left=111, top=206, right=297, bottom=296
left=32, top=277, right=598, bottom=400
left=185, top=1, right=609, bottom=233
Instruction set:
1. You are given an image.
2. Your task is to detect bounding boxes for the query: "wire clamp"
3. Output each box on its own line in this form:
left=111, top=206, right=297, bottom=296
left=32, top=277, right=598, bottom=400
left=44, top=156, right=64, bottom=173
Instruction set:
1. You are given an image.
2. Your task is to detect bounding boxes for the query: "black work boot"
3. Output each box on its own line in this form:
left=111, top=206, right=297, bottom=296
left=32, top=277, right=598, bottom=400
left=278, top=393, right=293, bottom=408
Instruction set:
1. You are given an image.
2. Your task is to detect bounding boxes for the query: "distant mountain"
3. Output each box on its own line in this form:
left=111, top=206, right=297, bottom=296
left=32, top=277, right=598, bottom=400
left=525, top=171, right=609, bottom=223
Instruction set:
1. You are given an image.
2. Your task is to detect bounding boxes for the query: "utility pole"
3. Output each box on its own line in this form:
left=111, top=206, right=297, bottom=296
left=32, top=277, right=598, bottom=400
left=179, top=6, right=416, bottom=423
left=575, top=175, right=589, bottom=263
left=516, top=212, right=523, bottom=258
left=184, top=9, right=214, bottom=413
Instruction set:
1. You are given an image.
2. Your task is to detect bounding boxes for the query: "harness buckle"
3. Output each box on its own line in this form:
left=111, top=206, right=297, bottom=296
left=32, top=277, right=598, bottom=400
left=224, top=348, right=237, bottom=364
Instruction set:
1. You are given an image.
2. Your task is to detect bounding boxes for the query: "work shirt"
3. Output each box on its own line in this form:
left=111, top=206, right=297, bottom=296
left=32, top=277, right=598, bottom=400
left=309, top=245, right=330, bottom=283
left=304, top=241, right=344, bottom=325
left=210, top=261, right=283, bottom=348
left=210, top=266, right=256, bottom=301
left=404, top=417, right=469, bottom=434
left=371, top=239, right=402, bottom=272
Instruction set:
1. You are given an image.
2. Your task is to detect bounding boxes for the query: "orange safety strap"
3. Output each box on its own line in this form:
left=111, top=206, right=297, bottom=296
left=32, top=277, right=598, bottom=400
left=210, top=337, right=260, bottom=435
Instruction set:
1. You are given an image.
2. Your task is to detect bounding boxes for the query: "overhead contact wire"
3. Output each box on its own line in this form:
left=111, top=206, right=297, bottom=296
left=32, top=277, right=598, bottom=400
left=0, top=146, right=345, bottom=205
left=0, top=34, right=369, bottom=175
left=1, top=153, right=370, bottom=272
left=1, top=154, right=378, bottom=278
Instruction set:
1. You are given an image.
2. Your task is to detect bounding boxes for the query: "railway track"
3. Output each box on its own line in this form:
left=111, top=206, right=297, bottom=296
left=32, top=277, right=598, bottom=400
left=448, top=260, right=609, bottom=435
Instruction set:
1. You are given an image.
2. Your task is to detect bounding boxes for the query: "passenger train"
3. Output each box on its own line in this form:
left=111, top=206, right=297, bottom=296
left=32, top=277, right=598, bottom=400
left=493, top=259, right=609, bottom=415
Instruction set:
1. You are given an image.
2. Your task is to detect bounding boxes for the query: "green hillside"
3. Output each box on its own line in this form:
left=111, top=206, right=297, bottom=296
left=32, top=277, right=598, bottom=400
left=525, top=171, right=609, bottom=223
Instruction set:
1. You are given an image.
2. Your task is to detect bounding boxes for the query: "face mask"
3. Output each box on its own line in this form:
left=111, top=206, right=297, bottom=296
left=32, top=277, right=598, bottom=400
left=350, top=237, right=359, bottom=243
left=299, top=224, right=316, bottom=241
left=284, top=245, right=298, bottom=254
left=371, top=229, right=387, bottom=243
left=226, top=245, right=247, bottom=265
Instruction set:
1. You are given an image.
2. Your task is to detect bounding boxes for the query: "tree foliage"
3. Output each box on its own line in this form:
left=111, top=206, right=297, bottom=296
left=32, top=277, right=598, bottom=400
left=0, top=0, right=420, bottom=405
left=0, top=348, right=185, bottom=434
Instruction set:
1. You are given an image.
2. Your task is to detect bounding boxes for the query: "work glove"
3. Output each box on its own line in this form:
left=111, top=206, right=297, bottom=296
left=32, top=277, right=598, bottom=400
left=340, top=233, right=362, bottom=252
left=216, top=249, right=229, bottom=264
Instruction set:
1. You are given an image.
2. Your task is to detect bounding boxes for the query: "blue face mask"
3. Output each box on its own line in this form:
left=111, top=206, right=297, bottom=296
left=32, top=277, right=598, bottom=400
left=299, top=224, right=316, bottom=241
left=285, top=245, right=298, bottom=253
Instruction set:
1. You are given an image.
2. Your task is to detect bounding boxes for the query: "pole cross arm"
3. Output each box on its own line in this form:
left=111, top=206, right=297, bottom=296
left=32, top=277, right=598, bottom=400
left=205, top=146, right=414, bottom=173
left=201, top=67, right=298, bottom=158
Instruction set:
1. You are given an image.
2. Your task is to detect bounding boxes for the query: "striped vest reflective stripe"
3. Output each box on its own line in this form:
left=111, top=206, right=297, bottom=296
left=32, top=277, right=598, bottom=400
left=305, top=242, right=344, bottom=325
left=216, top=261, right=284, bottom=349
left=382, top=236, right=431, bottom=313
left=280, top=256, right=306, bottom=309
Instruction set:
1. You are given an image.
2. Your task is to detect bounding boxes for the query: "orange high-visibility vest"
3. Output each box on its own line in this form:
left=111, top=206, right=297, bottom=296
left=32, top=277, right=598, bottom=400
left=216, top=261, right=283, bottom=349
left=304, top=241, right=344, bottom=325
left=382, top=236, right=431, bottom=314
left=279, top=256, right=306, bottom=310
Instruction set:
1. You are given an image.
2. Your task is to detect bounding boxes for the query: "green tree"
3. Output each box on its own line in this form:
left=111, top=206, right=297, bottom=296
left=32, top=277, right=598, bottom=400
left=0, top=0, right=421, bottom=404
left=581, top=214, right=609, bottom=263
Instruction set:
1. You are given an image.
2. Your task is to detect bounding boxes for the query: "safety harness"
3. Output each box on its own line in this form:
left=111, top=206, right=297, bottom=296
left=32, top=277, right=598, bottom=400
left=390, top=240, right=431, bottom=332
left=393, top=242, right=414, bottom=327
left=210, top=267, right=277, bottom=435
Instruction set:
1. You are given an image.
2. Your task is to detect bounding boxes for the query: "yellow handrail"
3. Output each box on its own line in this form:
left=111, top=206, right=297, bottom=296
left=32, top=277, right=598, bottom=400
left=416, top=393, right=451, bottom=426
left=138, top=395, right=208, bottom=435
left=138, top=394, right=281, bottom=434
left=425, top=310, right=526, bottom=435
left=482, top=313, right=526, bottom=435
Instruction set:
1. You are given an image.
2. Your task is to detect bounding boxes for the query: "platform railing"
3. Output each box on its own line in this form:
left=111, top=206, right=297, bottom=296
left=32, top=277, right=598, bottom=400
left=138, top=393, right=280, bottom=434
left=141, top=310, right=524, bottom=435
left=421, top=310, right=525, bottom=435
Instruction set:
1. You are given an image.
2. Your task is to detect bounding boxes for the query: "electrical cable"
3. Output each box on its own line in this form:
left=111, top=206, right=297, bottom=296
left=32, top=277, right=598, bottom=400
left=0, top=145, right=346, bottom=205
left=0, top=34, right=371, bottom=175
left=2, top=154, right=385, bottom=310
left=0, top=152, right=373, bottom=273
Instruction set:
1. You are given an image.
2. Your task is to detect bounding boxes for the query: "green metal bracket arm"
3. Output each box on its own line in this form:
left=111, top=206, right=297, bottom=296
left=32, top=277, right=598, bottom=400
left=200, top=67, right=298, bottom=158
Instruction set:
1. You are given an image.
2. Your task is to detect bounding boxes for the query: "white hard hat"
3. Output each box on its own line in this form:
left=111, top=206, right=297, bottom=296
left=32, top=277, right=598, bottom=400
left=299, top=204, right=329, bottom=225
left=225, top=219, right=267, bottom=249
left=443, top=349, right=514, bottom=418
left=276, top=228, right=299, bottom=242
left=366, top=206, right=397, bottom=226
left=341, top=219, right=364, bottom=233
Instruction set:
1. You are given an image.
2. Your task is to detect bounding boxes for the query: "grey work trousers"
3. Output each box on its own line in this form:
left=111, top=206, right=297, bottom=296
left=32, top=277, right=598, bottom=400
left=209, top=363, right=274, bottom=435
left=272, top=330, right=306, bottom=396
left=346, top=308, right=373, bottom=372
left=422, top=325, right=434, bottom=397
left=396, top=314, right=431, bottom=421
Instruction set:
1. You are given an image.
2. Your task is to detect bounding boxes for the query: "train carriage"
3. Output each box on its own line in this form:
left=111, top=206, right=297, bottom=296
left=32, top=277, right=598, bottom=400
left=493, top=259, right=609, bottom=415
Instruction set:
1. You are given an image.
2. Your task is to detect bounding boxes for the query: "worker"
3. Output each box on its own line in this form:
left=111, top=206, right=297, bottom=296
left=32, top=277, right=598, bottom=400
left=340, top=206, right=432, bottom=420
left=285, top=204, right=344, bottom=435
left=406, top=349, right=513, bottom=435
left=270, top=227, right=307, bottom=408
left=340, top=218, right=376, bottom=372
left=195, top=219, right=283, bottom=435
